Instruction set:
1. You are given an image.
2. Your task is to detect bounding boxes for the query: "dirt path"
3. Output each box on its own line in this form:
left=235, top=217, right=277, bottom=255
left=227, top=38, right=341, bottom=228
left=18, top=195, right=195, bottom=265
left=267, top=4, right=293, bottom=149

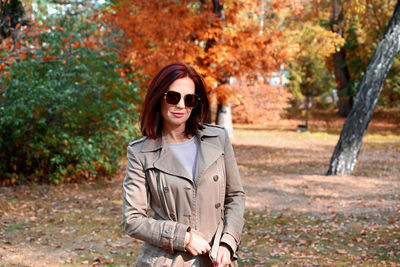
left=1, top=122, right=399, bottom=266
left=233, top=124, right=400, bottom=216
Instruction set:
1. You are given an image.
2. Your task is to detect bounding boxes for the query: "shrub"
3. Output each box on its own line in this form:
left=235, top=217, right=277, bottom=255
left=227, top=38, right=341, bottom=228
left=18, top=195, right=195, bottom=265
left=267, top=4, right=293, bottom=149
left=0, top=8, right=141, bottom=185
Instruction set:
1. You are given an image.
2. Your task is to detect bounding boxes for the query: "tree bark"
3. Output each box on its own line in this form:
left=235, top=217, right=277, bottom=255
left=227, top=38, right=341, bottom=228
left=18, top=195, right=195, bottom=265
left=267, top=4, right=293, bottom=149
left=330, top=0, right=353, bottom=117
left=327, top=0, right=400, bottom=176
left=210, top=0, right=233, bottom=135
left=211, top=0, right=224, bottom=17
left=216, top=104, right=233, bottom=137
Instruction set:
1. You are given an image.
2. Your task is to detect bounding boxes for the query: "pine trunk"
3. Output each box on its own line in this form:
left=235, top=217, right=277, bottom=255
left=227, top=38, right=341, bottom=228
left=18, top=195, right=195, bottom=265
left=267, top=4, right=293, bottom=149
left=327, top=0, right=400, bottom=176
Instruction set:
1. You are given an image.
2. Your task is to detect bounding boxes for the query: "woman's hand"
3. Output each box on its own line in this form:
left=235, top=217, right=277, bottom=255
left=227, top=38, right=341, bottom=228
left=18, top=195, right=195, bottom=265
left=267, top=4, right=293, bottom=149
left=184, top=231, right=211, bottom=256
left=216, top=243, right=232, bottom=267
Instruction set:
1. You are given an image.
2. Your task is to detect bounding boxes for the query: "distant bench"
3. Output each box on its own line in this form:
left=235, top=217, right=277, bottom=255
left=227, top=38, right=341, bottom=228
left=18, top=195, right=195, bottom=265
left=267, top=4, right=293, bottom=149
left=296, top=118, right=308, bottom=132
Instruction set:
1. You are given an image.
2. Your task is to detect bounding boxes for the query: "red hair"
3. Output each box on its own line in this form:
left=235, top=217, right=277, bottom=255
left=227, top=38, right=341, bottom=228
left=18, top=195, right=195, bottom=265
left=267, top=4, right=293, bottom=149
left=140, top=62, right=210, bottom=139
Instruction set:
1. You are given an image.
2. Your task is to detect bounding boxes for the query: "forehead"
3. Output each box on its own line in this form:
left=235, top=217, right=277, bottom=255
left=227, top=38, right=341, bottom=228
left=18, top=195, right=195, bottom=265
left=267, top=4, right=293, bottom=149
left=168, top=77, right=195, bottom=94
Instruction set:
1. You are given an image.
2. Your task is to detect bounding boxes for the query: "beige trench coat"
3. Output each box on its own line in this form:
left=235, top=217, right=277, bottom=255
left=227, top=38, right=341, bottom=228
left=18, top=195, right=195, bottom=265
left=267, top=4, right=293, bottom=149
left=122, top=124, right=245, bottom=266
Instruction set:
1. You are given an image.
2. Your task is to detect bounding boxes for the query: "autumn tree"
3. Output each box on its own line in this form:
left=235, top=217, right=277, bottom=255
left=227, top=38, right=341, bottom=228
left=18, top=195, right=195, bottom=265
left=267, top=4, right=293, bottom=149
left=329, top=0, right=353, bottom=116
left=102, top=0, right=303, bottom=123
left=311, top=0, right=400, bottom=115
left=340, top=0, right=400, bottom=110
left=285, top=3, right=344, bottom=118
left=327, top=0, right=400, bottom=176
left=231, top=78, right=292, bottom=123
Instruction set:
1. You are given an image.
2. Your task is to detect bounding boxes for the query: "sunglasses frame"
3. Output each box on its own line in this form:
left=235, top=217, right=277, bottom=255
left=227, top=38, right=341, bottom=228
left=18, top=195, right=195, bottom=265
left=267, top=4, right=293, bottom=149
left=164, top=91, right=201, bottom=108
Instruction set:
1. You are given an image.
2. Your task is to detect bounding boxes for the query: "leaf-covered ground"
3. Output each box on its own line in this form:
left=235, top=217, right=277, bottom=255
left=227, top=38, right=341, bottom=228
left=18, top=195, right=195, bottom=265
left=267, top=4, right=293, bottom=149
left=1, top=119, right=399, bottom=266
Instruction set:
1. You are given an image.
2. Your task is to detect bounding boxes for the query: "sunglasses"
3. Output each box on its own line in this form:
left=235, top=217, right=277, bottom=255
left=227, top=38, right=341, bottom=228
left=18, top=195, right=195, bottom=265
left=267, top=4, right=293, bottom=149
left=164, top=91, right=200, bottom=108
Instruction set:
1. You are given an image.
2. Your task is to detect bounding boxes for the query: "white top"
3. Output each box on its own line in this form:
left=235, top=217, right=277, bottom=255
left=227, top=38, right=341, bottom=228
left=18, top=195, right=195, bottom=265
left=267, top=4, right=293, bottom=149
left=168, top=136, right=199, bottom=180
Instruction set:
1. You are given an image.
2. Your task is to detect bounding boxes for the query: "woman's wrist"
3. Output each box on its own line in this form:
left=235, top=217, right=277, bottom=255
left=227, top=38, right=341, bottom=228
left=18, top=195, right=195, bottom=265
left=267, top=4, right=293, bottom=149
left=184, top=231, right=192, bottom=247
left=220, top=242, right=233, bottom=258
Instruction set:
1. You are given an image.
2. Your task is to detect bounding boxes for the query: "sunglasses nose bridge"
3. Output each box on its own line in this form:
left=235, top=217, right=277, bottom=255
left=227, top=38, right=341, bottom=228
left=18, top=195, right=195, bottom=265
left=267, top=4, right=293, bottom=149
left=176, top=94, right=186, bottom=108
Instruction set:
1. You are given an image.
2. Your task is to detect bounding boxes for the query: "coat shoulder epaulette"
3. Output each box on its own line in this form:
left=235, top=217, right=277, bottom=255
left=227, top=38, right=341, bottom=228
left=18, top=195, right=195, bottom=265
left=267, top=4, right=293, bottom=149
left=204, top=123, right=225, bottom=129
left=129, top=136, right=147, bottom=147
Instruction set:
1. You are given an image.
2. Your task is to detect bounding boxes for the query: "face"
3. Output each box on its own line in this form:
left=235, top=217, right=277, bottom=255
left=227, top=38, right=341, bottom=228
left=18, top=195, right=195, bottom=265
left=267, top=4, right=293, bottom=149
left=161, top=77, right=196, bottom=131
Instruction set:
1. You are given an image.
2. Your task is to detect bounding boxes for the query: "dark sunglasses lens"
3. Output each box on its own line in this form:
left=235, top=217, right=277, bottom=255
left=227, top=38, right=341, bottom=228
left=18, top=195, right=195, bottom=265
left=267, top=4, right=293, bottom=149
left=165, top=91, right=181, bottom=105
left=184, top=94, right=199, bottom=107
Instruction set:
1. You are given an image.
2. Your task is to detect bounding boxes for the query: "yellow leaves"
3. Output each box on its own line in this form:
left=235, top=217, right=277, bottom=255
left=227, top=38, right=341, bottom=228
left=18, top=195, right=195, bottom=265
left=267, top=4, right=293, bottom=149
left=291, top=23, right=345, bottom=61
left=280, top=43, right=300, bottom=61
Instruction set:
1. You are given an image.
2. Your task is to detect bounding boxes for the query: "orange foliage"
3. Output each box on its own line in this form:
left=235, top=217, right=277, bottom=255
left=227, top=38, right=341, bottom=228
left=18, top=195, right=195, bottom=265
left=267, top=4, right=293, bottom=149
left=0, top=11, right=105, bottom=73
left=102, top=0, right=303, bottom=105
left=231, top=78, right=292, bottom=123
left=102, top=1, right=216, bottom=78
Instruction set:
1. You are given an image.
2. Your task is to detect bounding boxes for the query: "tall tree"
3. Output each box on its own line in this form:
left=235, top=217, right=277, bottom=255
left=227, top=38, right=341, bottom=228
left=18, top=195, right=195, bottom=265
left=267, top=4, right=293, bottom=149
left=102, top=0, right=303, bottom=122
left=286, top=13, right=344, bottom=115
left=210, top=0, right=233, bottom=132
left=330, top=0, right=352, bottom=117
left=327, top=0, right=400, bottom=176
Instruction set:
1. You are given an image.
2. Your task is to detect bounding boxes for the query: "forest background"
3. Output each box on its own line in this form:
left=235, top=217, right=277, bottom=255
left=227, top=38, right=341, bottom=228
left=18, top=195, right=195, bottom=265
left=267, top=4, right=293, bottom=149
left=1, top=0, right=400, bottom=266
left=1, top=0, right=399, bottom=184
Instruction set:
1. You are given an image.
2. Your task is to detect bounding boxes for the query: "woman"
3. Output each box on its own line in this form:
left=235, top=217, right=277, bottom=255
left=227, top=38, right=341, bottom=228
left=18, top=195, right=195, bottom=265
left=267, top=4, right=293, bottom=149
left=122, top=62, right=245, bottom=267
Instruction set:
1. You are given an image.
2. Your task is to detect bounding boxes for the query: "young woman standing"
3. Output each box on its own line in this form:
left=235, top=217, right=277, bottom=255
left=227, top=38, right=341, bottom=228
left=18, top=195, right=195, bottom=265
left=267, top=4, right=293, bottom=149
left=122, top=62, right=245, bottom=266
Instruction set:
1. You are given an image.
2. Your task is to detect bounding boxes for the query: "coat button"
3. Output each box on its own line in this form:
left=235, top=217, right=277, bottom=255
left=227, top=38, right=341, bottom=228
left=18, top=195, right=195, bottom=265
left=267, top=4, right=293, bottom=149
left=213, top=175, right=219, bottom=182
left=163, top=187, right=169, bottom=193
left=215, top=203, right=221, bottom=209
left=165, top=228, right=172, bottom=233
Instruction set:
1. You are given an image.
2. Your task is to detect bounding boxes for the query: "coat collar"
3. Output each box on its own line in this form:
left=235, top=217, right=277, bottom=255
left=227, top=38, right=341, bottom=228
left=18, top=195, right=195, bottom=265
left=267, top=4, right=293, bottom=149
left=140, top=125, right=223, bottom=184
left=140, top=125, right=219, bottom=152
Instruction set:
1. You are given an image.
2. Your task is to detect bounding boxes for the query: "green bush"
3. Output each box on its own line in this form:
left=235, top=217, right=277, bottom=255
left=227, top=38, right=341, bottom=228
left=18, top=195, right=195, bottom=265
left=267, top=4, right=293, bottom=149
left=0, top=11, right=141, bottom=184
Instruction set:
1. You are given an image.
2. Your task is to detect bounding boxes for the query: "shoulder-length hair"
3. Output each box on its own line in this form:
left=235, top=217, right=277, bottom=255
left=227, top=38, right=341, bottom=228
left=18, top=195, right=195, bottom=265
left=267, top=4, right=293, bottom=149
left=140, top=62, right=210, bottom=139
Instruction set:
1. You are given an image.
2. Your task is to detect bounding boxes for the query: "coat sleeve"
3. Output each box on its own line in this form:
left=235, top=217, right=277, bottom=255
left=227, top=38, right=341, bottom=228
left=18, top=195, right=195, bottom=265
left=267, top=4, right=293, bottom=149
left=122, top=146, right=189, bottom=254
left=220, top=129, right=246, bottom=259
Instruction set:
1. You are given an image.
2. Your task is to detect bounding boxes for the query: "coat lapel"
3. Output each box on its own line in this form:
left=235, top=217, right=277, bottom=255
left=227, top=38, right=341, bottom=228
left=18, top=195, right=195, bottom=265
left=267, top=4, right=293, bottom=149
left=140, top=126, right=224, bottom=184
left=141, top=135, right=193, bottom=182
left=194, top=127, right=224, bottom=185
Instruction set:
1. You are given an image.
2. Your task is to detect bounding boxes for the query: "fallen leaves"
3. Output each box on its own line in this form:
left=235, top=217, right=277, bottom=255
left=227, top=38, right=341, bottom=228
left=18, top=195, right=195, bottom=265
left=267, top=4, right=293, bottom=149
left=239, top=210, right=400, bottom=266
left=1, top=125, right=399, bottom=266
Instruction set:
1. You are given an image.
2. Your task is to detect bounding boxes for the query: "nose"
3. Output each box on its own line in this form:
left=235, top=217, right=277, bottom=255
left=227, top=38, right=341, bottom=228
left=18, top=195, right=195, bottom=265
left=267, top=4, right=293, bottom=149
left=176, top=96, right=185, bottom=108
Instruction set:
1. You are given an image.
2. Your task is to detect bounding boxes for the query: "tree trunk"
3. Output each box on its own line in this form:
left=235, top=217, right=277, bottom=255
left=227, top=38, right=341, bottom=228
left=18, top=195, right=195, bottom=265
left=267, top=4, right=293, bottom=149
left=211, top=0, right=224, bottom=17
left=216, top=104, right=233, bottom=137
left=210, top=0, right=233, bottom=135
left=327, top=0, right=400, bottom=176
left=330, top=0, right=353, bottom=117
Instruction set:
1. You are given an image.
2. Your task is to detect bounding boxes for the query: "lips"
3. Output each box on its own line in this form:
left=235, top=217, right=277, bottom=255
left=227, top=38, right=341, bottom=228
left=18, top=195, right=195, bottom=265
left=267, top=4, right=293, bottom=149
left=172, top=112, right=185, bottom=118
